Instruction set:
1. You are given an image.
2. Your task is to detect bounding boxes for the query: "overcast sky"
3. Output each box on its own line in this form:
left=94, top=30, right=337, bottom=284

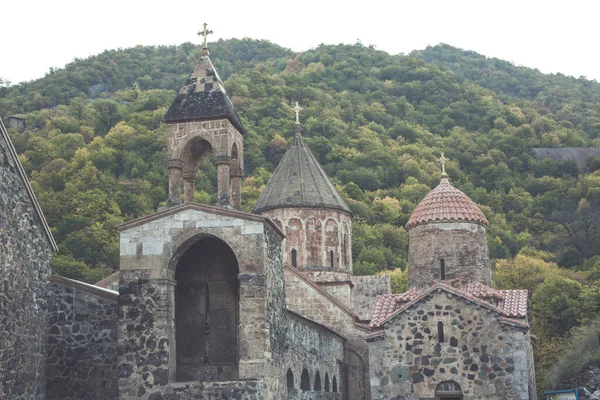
left=2, top=0, right=599, bottom=84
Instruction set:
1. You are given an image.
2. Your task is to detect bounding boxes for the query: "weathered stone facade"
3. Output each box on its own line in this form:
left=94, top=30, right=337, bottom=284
left=0, top=119, right=55, bottom=400
left=408, top=222, right=491, bottom=288
left=166, top=119, right=244, bottom=208
left=368, top=289, right=535, bottom=400
left=116, top=204, right=288, bottom=399
left=46, top=277, right=118, bottom=400
left=284, top=311, right=344, bottom=399
left=352, top=275, right=392, bottom=322
left=262, top=207, right=354, bottom=305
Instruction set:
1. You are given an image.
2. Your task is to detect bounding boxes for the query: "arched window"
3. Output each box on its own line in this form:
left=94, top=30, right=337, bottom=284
left=286, top=368, right=294, bottom=391
left=291, top=249, right=297, bottom=268
left=314, top=371, right=322, bottom=391
left=438, top=321, right=445, bottom=343
left=330, top=250, right=334, bottom=268
left=325, top=373, right=330, bottom=392
left=440, top=258, right=446, bottom=280
left=300, top=368, right=310, bottom=391
left=332, top=376, right=338, bottom=392
left=435, top=380, right=462, bottom=399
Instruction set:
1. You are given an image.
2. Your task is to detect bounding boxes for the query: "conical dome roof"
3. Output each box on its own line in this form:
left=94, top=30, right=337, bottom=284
left=253, top=132, right=351, bottom=214
left=406, top=176, right=488, bottom=229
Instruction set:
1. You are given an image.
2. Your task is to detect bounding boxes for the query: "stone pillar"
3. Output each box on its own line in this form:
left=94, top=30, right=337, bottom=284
left=215, top=156, right=232, bottom=208
left=230, top=166, right=244, bottom=211
left=182, top=172, right=196, bottom=203
left=167, top=159, right=183, bottom=206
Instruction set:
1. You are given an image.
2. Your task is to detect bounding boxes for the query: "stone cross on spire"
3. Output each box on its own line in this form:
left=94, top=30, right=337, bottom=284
left=439, top=152, right=449, bottom=176
left=292, top=102, right=303, bottom=125
left=198, top=23, right=213, bottom=49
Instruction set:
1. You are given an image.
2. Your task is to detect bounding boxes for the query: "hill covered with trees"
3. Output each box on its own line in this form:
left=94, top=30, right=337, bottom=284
left=1, top=39, right=600, bottom=396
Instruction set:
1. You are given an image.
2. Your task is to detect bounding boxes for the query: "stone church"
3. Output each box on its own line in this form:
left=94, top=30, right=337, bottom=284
left=0, top=35, right=536, bottom=400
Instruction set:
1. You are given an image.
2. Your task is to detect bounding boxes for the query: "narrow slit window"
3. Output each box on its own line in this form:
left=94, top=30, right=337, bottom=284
left=291, top=249, right=297, bottom=268
left=438, top=321, right=445, bottom=343
left=440, top=258, right=446, bottom=280
left=330, top=250, right=334, bottom=268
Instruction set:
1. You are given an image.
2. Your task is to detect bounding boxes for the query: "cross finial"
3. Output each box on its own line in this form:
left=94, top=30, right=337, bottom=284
left=292, top=101, right=303, bottom=125
left=439, top=152, right=449, bottom=176
left=198, top=23, right=213, bottom=49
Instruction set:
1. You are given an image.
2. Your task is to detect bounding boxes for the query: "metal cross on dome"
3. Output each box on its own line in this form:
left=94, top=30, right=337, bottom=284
left=198, top=23, right=213, bottom=49
left=292, top=102, right=303, bottom=125
left=439, top=152, right=449, bottom=175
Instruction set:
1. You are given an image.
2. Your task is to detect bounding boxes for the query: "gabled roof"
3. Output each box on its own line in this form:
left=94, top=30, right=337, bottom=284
left=369, top=282, right=529, bottom=329
left=406, top=176, right=488, bottom=229
left=0, top=116, right=57, bottom=251
left=115, top=202, right=284, bottom=239
left=253, top=131, right=351, bottom=214
left=164, top=48, right=246, bottom=135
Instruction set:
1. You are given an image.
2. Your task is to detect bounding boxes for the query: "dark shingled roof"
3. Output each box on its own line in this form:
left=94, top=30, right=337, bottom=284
left=164, top=49, right=246, bottom=134
left=253, top=130, right=351, bottom=214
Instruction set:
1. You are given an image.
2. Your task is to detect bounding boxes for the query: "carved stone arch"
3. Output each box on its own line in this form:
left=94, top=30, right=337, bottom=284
left=173, top=234, right=239, bottom=382
left=325, top=372, right=330, bottom=392
left=435, top=380, right=463, bottom=399
left=286, top=218, right=304, bottom=267
left=314, top=371, right=322, bottom=391
left=300, top=368, right=311, bottom=391
left=286, top=368, right=295, bottom=391
left=325, top=218, right=339, bottom=268
left=178, top=137, right=214, bottom=203
left=305, top=218, right=323, bottom=267
left=345, top=344, right=370, bottom=400
left=170, top=230, right=249, bottom=274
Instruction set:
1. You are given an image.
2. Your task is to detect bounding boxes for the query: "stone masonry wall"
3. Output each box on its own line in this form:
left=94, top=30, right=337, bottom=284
left=0, top=130, right=52, bottom=400
left=284, top=266, right=368, bottom=339
left=408, top=222, right=491, bottom=288
left=352, top=275, right=392, bottom=322
left=368, top=291, right=534, bottom=400
left=46, top=277, right=118, bottom=400
left=284, top=311, right=343, bottom=400
left=261, top=207, right=353, bottom=274
left=117, top=205, right=286, bottom=399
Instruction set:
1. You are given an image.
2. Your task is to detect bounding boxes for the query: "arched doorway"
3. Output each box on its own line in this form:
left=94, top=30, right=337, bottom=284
left=435, top=380, right=463, bottom=400
left=175, top=236, right=239, bottom=382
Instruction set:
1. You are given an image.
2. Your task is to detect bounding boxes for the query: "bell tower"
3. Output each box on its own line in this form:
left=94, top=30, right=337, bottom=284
left=164, top=24, right=244, bottom=209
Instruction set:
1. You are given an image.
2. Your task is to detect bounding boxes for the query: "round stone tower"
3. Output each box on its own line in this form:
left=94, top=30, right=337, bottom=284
left=406, top=173, right=491, bottom=289
left=253, top=118, right=353, bottom=305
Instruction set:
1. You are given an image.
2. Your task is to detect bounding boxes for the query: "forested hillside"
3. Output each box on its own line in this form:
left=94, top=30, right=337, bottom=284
left=1, top=39, right=599, bottom=396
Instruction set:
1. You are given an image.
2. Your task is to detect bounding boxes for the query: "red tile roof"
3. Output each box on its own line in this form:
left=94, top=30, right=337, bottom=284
left=369, top=283, right=529, bottom=329
left=406, top=177, right=488, bottom=229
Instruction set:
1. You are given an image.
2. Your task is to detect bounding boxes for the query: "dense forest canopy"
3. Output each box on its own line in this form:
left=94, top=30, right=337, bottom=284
left=2, top=39, right=600, bottom=397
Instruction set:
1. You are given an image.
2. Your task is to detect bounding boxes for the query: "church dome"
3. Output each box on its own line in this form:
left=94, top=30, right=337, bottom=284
left=406, top=176, right=488, bottom=229
left=253, top=132, right=351, bottom=214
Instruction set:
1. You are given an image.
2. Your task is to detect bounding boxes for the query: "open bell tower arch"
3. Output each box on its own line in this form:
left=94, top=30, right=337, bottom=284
left=164, top=32, right=245, bottom=209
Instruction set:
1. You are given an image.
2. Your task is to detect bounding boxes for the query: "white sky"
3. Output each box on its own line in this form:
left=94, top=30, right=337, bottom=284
left=2, top=0, right=599, bottom=84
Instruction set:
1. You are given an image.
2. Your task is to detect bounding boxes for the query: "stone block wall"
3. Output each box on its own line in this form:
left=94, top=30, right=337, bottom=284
left=117, top=205, right=287, bottom=399
left=0, top=130, right=53, bottom=400
left=261, top=207, right=352, bottom=274
left=46, top=277, right=118, bottom=400
left=408, top=222, right=491, bottom=288
left=283, top=266, right=368, bottom=339
left=368, top=291, right=535, bottom=400
left=352, top=275, right=391, bottom=322
left=284, top=311, right=344, bottom=400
